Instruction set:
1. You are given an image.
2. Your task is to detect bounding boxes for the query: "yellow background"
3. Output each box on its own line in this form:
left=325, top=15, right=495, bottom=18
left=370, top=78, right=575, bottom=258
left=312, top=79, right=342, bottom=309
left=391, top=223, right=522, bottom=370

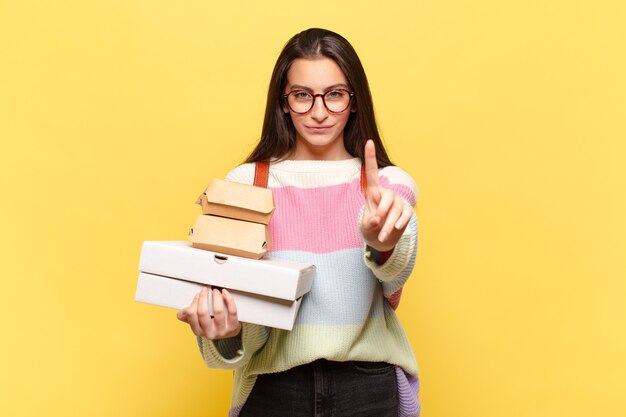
left=1, top=0, right=624, bottom=416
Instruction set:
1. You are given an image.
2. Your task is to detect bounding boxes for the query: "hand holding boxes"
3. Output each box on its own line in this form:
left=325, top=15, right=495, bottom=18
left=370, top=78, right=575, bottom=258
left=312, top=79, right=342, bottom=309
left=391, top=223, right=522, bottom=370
left=136, top=241, right=315, bottom=330
left=135, top=179, right=316, bottom=330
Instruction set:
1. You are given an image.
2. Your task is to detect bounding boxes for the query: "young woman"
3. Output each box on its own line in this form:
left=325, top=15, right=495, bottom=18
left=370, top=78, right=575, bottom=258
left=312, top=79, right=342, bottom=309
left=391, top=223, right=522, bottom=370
left=177, top=28, right=420, bottom=417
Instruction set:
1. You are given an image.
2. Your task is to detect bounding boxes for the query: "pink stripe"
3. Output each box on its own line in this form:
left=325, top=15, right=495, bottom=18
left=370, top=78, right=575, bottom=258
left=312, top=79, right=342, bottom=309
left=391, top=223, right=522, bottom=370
left=269, top=180, right=364, bottom=253
left=267, top=175, right=415, bottom=254
left=380, top=177, right=416, bottom=206
left=385, top=288, right=403, bottom=310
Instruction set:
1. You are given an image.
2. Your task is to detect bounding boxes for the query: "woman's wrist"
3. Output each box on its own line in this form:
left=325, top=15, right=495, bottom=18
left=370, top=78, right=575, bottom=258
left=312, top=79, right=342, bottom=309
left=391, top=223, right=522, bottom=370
left=365, top=245, right=394, bottom=265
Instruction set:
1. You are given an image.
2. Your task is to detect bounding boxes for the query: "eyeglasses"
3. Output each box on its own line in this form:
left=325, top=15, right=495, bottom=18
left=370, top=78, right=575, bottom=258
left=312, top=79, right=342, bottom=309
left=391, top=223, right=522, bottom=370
left=283, top=89, right=354, bottom=114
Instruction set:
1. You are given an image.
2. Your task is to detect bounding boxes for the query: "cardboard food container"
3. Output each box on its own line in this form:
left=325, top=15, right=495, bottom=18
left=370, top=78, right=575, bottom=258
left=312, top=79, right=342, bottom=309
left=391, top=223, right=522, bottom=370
left=138, top=241, right=315, bottom=301
left=189, top=214, right=270, bottom=260
left=196, top=179, right=274, bottom=225
left=135, top=272, right=303, bottom=330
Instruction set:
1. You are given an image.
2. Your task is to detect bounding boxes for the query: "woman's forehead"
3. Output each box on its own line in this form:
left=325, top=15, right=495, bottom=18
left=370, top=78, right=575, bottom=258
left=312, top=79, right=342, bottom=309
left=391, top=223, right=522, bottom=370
left=285, top=57, right=348, bottom=91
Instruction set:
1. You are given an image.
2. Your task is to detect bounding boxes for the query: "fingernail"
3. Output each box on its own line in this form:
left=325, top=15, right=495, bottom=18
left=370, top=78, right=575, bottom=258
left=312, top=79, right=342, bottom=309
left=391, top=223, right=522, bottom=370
left=222, top=289, right=230, bottom=296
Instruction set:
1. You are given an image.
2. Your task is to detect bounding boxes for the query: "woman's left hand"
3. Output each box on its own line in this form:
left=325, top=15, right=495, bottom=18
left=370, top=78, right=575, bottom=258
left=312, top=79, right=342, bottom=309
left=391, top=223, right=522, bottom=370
left=176, top=287, right=241, bottom=340
left=360, top=140, right=413, bottom=252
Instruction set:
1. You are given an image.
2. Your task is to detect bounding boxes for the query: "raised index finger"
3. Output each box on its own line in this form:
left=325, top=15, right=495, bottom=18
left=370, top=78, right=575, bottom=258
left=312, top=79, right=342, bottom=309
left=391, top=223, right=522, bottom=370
left=364, top=140, right=381, bottom=200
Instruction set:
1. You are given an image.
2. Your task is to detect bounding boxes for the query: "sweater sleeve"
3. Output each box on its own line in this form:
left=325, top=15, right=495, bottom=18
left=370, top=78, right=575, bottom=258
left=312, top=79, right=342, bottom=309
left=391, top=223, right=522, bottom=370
left=197, top=323, right=270, bottom=370
left=361, top=166, right=418, bottom=297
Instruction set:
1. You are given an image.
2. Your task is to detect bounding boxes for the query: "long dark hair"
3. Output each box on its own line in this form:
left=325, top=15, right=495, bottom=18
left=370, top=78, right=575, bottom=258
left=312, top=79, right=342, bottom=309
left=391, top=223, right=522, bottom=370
left=244, top=28, right=393, bottom=167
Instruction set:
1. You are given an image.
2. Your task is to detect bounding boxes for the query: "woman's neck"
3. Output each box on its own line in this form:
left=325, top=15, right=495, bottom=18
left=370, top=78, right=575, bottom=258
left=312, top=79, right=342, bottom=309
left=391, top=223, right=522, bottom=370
left=286, top=138, right=352, bottom=161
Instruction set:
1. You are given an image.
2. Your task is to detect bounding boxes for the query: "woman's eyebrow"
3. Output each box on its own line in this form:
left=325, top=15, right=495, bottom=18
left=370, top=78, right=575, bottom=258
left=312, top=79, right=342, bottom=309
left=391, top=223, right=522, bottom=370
left=288, top=83, right=351, bottom=92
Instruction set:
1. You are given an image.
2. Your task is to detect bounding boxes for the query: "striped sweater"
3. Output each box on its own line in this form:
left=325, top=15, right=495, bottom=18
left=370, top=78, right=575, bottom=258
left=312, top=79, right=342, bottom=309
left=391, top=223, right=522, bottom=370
left=197, top=158, right=420, bottom=417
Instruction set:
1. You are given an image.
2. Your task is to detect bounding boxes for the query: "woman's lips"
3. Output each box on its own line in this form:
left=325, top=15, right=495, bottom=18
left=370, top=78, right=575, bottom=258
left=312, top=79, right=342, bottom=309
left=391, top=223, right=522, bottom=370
left=306, top=125, right=333, bottom=133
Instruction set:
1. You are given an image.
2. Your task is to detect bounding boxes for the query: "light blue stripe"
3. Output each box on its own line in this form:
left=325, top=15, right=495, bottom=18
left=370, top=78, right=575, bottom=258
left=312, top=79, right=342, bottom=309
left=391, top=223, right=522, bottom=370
left=268, top=248, right=385, bottom=325
left=382, top=213, right=418, bottom=296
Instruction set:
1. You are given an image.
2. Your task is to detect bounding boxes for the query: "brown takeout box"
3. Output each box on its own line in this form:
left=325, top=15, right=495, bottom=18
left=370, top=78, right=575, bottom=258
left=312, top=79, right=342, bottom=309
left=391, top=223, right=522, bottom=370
left=189, top=214, right=271, bottom=260
left=196, top=179, right=274, bottom=225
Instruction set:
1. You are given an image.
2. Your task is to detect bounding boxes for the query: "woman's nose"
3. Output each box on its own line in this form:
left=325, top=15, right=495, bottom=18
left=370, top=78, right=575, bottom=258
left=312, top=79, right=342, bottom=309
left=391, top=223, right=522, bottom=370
left=310, top=95, right=329, bottom=121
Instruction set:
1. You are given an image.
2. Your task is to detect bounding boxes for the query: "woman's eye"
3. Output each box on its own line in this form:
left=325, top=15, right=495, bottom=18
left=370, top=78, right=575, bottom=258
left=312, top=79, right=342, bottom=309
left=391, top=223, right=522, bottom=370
left=293, top=92, right=311, bottom=101
left=326, top=90, right=345, bottom=100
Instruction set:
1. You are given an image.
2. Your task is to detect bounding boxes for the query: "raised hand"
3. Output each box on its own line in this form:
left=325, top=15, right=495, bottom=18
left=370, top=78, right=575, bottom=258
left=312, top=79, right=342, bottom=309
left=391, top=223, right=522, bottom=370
left=360, top=140, right=413, bottom=252
left=177, top=287, right=241, bottom=339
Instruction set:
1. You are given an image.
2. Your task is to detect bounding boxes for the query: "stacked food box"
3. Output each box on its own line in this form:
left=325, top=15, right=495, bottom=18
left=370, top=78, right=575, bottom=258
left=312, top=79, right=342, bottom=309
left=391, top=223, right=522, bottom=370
left=135, top=180, right=315, bottom=330
left=191, top=179, right=273, bottom=259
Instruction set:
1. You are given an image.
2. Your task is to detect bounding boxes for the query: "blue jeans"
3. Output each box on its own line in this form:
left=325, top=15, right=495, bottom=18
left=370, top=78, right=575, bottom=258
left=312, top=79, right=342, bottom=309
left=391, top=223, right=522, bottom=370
left=239, top=359, right=398, bottom=417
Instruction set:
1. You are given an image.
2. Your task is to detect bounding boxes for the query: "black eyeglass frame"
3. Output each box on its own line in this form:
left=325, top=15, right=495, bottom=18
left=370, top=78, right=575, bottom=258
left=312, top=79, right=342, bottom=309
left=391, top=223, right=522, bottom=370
left=282, top=89, right=355, bottom=114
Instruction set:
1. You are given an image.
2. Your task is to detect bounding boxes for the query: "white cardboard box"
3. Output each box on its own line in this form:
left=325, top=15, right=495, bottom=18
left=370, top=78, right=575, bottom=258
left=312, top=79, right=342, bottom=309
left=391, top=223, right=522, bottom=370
left=138, top=241, right=315, bottom=301
left=135, top=272, right=303, bottom=330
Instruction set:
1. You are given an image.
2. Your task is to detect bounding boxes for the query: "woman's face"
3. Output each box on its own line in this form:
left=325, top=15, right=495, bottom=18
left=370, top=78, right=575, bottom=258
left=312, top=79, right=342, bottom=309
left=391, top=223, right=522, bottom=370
left=283, top=57, right=353, bottom=160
